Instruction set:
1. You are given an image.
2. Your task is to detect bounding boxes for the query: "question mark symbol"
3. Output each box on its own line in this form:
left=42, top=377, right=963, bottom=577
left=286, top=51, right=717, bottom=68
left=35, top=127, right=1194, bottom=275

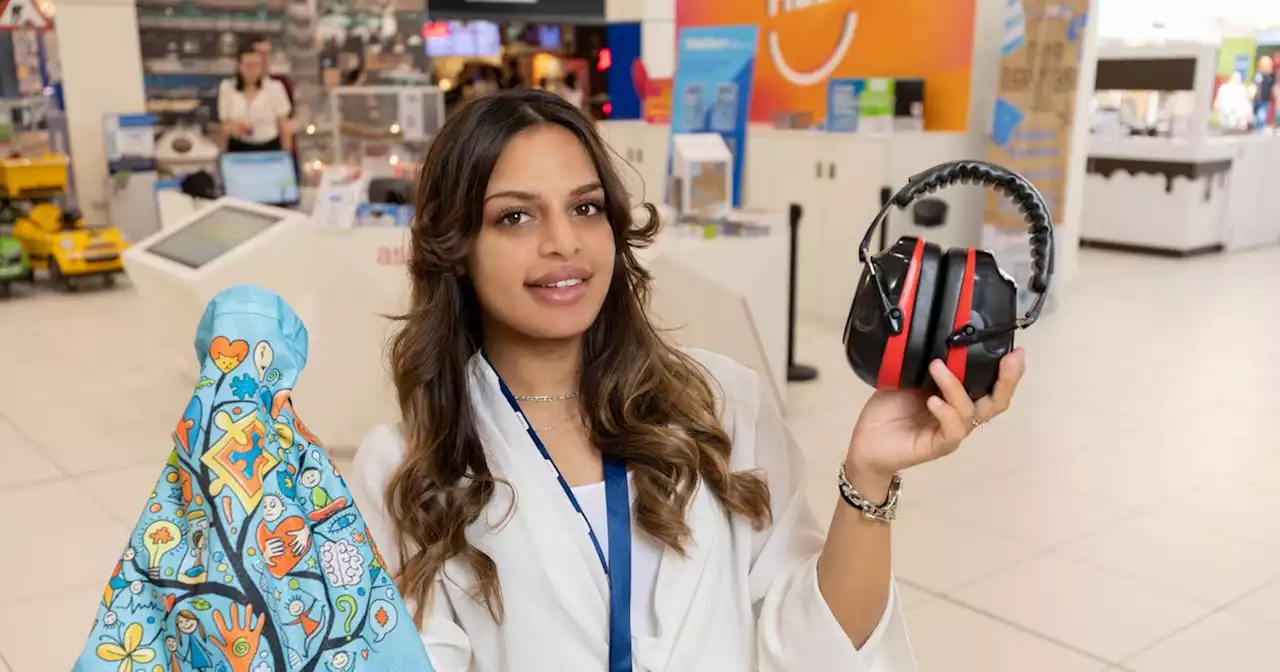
left=336, top=595, right=358, bottom=633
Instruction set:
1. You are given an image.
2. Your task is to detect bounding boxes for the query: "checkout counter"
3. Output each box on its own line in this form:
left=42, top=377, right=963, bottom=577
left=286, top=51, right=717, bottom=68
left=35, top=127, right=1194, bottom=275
left=1083, top=41, right=1280, bottom=255
left=124, top=164, right=794, bottom=452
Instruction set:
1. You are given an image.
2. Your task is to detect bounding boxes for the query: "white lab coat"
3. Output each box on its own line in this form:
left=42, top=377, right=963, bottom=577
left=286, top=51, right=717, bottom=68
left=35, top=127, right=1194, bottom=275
left=350, top=349, right=917, bottom=671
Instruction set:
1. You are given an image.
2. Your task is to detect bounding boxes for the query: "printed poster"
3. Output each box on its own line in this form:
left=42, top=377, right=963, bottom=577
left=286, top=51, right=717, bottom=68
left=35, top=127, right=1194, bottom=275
left=677, top=0, right=976, bottom=131
left=669, top=25, right=758, bottom=208
left=983, top=0, right=1090, bottom=312
left=645, top=78, right=673, bottom=124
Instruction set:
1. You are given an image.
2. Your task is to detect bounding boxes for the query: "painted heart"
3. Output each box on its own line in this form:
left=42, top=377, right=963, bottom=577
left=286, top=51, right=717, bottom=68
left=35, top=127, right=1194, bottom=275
left=209, top=336, right=250, bottom=374
left=162, top=594, right=177, bottom=613
left=257, top=516, right=309, bottom=578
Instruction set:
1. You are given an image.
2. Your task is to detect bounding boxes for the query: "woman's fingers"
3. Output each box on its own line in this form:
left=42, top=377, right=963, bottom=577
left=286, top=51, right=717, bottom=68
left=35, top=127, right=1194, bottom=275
left=975, top=348, right=1027, bottom=422
left=925, top=395, right=968, bottom=453
left=928, top=360, right=976, bottom=426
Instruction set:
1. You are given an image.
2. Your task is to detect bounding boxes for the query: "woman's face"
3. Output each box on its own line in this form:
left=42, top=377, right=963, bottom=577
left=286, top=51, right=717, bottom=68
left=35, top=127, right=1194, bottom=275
left=467, top=124, right=615, bottom=342
left=176, top=614, right=196, bottom=634
left=238, top=52, right=265, bottom=82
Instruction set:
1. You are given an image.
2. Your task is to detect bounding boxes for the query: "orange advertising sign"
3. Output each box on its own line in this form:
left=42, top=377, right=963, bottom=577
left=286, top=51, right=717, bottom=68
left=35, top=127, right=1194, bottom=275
left=677, top=0, right=976, bottom=131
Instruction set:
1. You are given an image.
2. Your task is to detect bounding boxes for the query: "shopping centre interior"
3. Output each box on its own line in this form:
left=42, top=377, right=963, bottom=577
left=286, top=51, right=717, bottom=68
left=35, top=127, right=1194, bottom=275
left=4, top=0, right=1280, bottom=670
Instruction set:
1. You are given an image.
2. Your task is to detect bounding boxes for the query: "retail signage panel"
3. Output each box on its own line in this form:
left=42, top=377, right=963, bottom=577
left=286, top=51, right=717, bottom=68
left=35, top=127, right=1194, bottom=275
left=426, top=0, right=604, bottom=22
left=423, top=20, right=503, bottom=57
left=606, top=22, right=643, bottom=120
left=983, top=0, right=1089, bottom=314
left=669, top=25, right=759, bottom=208
left=677, top=0, right=974, bottom=131
left=646, top=78, right=674, bottom=124
left=984, top=0, right=1087, bottom=231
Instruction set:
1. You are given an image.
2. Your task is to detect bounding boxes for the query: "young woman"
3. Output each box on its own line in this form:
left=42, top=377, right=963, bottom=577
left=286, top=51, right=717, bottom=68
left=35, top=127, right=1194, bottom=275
left=217, top=44, right=293, bottom=153
left=351, top=89, right=1026, bottom=671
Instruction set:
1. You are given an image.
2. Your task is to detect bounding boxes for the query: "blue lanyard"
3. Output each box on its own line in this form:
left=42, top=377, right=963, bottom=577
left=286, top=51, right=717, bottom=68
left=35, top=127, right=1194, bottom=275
left=493, top=372, right=634, bottom=672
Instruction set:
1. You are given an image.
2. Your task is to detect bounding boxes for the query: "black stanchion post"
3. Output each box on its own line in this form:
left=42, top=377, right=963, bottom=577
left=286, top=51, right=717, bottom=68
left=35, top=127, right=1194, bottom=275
left=786, top=203, right=818, bottom=383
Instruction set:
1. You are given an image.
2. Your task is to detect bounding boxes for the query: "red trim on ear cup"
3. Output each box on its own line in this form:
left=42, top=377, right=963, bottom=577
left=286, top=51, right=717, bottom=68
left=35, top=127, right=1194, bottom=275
left=946, top=248, right=977, bottom=383
left=877, top=239, right=925, bottom=389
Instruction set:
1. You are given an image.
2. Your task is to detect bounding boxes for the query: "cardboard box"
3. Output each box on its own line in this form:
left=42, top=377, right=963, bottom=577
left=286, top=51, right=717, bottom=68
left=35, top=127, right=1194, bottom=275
left=894, top=78, right=926, bottom=132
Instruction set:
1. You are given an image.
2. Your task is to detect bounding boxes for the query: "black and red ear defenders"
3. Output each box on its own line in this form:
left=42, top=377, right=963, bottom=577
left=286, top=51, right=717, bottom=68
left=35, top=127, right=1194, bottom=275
left=843, top=160, right=1054, bottom=401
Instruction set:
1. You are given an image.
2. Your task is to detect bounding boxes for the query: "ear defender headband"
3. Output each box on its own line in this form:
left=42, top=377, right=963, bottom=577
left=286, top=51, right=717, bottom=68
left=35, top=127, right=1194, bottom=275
left=843, top=160, right=1054, bottom=400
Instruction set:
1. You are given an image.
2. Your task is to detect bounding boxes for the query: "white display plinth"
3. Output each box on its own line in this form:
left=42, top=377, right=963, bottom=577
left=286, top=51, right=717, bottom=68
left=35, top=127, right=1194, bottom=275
left=124, top=199, right=319, bottom=348
left=127, top=199, right=411, bottom=453
left=640, top=212, right=790, bottom=410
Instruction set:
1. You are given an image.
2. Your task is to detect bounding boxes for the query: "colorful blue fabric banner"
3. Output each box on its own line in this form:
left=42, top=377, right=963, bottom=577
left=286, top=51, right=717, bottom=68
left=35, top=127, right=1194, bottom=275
left=73, top=285, right=432, bottom=672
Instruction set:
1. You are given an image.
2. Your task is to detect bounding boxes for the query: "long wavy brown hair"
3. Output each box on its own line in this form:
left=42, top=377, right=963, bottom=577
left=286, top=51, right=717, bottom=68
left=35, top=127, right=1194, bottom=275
left=386, top=89, right=772, bottom=626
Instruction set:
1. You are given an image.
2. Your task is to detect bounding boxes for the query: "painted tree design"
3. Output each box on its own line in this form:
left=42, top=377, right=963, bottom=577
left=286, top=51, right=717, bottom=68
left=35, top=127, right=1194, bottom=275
left=87, top=335, right=398, bottom=672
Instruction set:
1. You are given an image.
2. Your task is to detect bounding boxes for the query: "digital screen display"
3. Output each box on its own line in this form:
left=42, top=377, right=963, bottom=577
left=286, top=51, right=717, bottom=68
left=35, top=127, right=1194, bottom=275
left=424, top=21, right=501, bottom=57
left=219, top=151, right=300, bottom=206
left=146, top=206, right=282, bottom=269
left=537, top=25, right=561, bottom=50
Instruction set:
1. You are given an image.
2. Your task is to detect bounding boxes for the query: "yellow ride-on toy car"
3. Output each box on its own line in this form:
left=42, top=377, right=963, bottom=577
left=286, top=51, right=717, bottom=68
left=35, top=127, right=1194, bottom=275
left=4, top=155, right=128, bottom=291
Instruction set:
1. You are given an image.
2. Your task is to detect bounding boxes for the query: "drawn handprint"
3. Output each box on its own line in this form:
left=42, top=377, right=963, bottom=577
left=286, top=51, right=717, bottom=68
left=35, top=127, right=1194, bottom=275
left=210, top=603, right=265, bottom=672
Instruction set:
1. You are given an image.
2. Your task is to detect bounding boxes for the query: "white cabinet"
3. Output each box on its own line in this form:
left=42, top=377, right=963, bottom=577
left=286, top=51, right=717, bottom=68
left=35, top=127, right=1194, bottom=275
left=597, top=120, right=670, bottom=207
left=823, top=136, right=889, bottom=322
left=745, top=129, right=888, bottom=325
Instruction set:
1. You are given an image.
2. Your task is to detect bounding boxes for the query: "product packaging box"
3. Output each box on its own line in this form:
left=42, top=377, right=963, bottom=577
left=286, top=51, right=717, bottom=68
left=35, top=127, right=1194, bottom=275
left=894, top=78, right=926, bottom=132
left=826, top=79, right=865, bottom=133
left=857, top=78, right=896, bottom=135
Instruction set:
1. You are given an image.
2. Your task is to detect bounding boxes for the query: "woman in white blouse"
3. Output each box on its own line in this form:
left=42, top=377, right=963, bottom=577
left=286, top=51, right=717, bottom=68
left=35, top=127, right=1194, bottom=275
left=350, top=89, right=1027, bottom=671
left=217, top=44, right=293, bottom=153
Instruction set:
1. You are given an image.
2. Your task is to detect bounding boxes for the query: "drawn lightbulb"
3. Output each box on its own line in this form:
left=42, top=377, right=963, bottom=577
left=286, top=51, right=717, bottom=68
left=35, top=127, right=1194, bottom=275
left=254, top=341, right=274, bottom=380
left=142, top=520, right=182, bottom=580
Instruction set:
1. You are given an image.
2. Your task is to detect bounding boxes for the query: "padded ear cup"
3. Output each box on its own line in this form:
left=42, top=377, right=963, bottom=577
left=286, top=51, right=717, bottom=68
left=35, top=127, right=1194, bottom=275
left=923, top=249, right=1019, bottom=400
left=898, top=242, right=941, bottom=389
left=929, top=248, right=977, bottom=384
left=843, top=237, right=942, bottom=390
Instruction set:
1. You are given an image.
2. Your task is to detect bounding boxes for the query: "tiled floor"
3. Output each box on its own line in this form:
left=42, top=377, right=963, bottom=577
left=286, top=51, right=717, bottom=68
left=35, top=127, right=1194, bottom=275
left=2, top=246, right=1279, bottom=671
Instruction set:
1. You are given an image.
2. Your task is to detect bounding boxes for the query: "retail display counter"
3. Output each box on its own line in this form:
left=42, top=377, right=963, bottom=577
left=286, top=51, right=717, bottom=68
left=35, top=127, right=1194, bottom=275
left=1081, top=134, right=1280, bottom=254
left=124, top=199, right=317, bottom=332
left=640, top=209, right=790, bottom=409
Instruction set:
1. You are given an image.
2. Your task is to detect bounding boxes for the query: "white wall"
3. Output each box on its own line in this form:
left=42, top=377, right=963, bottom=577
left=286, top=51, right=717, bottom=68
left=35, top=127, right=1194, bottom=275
left=53, top=0, right=146, bottom=226
left=1097, top=0, right=1280, bottom=40
left=640, top=0, right=674, bottom=78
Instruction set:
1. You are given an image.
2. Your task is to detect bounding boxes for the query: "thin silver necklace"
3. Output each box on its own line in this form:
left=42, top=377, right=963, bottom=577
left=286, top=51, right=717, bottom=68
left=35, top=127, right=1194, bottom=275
left=515, top=391, right=581, bottom=403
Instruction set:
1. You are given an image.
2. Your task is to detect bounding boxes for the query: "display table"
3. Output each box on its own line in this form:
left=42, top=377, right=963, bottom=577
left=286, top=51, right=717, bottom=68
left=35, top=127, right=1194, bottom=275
left=639, top=210, right=790, bottom=409
left=1081, top=134, right=1280, bottom=254
left=124, top=199, right=408, bottom=452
